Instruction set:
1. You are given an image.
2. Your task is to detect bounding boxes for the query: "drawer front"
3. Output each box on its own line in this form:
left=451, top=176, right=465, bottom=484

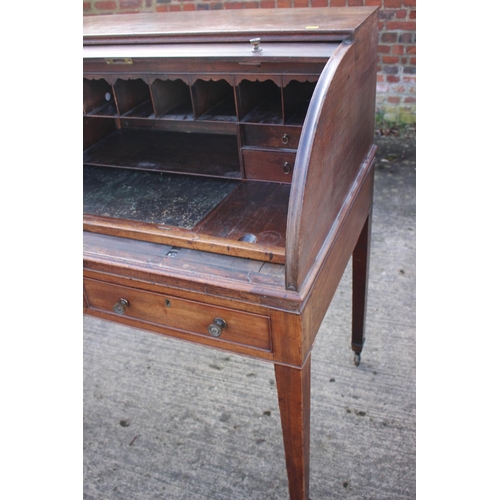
left=241, top=124, right=301, bottom=149
left=84, top=279, right=271, bottom=351
left=242, top=149, right=296, bottom=183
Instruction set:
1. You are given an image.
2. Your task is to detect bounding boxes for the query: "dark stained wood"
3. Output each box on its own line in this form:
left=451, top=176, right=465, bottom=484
left=83, top=78, right=118, bottom=116
left=113, top=78, right=154, bottom=117
left=193, top=181, right=289, bottom=247
left=82, top=8, right=379, bottom=500
left=83, top=117, right=117, bottom=151
left=150, top=77, right=194, bottom=120
left=84, top=56, right=330, bottom=78
left=285, top=9, right=378, bottom=290
left=352, top=210, right=372, bottom=355
left=84, top=214, right=286, bottom=264
left=241, top=124, right=301, bottom=149
left=83, top=128, right=241, bottom=178
left=283, top=80, right=317, bottom=125
left=275, top=356, right=311, bottom=500
left=84, top=277, right=272, bottom=351
left=83, top=7, right=378, bottom=45
left=83, top=232, right=294, bottom=311
left=301, top=149, right=375, bottom=364
left=192, top=77, right=237, bottom=121
left=241, top=149, right=295, bottom=183
left=237, top=79, right=283, bottom=124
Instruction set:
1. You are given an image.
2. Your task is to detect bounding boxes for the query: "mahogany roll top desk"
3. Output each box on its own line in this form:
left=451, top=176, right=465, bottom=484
left=83, top=6, right=378, bottom=500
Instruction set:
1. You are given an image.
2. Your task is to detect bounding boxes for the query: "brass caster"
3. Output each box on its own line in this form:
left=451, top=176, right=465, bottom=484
left=354, top=353, right=361, bottom=366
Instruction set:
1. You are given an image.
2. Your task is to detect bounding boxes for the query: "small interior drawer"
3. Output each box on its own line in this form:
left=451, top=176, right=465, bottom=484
left=241, top=124, right=301, bottom=149
left=84, top=278, right=271, bottom=351
left=242, top=149, right=295, bottom=183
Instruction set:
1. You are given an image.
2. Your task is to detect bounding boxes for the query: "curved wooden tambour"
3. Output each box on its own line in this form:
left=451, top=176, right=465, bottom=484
left=285, top=13, right=378, bottom=292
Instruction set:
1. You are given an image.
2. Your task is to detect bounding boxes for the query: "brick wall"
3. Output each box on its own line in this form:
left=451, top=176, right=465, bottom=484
left=83, top=0, right=416, bottom=125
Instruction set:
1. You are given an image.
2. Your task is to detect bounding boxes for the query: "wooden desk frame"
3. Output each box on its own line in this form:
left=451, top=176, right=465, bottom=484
left=83, top=8, right=378, bottom=499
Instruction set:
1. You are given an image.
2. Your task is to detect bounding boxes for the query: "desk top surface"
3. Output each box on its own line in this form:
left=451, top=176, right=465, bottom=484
left=83, top=7, right=378, bottom=45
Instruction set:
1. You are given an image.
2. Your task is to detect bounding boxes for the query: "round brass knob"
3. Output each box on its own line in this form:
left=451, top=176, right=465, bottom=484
left=113, top=298, right=129, bottom=315
left=281, top=134, right=289, bottom=145
left=250, top=38, right=262, bottom=52
left=283, top=162, right=292, bottom=175
left=208, top=317, right=227, bottom=337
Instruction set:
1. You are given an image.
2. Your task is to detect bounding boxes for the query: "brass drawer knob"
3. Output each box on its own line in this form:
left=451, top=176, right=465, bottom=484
left=250, top=38, right=262, bottom=52
left=208, top=317, right=227, bottom=337
left=113, top=298, right=130, bottom=315
left=281, top=133, right=289, bottom=145
left=283, top=162, right=292, bottom=175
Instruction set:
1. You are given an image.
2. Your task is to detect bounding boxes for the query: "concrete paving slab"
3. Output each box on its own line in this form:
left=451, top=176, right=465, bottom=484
left=83, top=134, right=416, bottom=499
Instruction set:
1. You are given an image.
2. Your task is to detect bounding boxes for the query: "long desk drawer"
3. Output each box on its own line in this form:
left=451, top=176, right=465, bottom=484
left=83, top=278, right=271, bottom=351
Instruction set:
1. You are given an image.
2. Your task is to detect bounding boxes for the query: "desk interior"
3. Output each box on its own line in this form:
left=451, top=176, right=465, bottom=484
left=83, top=165, right=290, bottom=260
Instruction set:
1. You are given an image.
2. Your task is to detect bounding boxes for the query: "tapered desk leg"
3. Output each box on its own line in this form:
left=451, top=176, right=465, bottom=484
left=275, top=356, right=311, bottom=500
left=352, top=210, right=372, bottom=365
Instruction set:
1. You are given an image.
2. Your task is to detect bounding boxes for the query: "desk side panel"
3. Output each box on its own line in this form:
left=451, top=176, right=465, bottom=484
left=285, top=11, right=378, bottom=291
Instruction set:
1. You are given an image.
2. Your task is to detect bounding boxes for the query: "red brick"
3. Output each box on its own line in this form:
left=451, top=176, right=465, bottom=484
left=383, top=65, right=399, bottom=75
left=409, top=9, right=416, bottom=19
left=381, top=32, right=398, bottom=43
left=224, top=1, right=243, bottom=7
left=260, top=0, right=276, bottom=7
left=402, top=0, right=416, bottom=5
left=182, top=3, right=196, bottom=9
left=377, top=74, right=385, bottom=82
left=244, top=2, right=259, bottom=8
left=312, top=0, right=328, bottom=6
left=406, top=45, right=416, bottom=54
left=383, top=56, right=399, bottom=64
left=378, top=45, right=391, bottom=54
left=384, top=0, right=401, bottom=7
left=403, top=76, right=416, bottom=83
left=388, top=96, right=401, bottom=104
left=95, top=1, right=117, bottom=9
left=386, top=21, right=416, bottom=30
left=393, top=85, right=405, bottom=93
left=395, top=9, right=406, bottom=18
left=400, top=57, right=407, bottom=64
left=156, top=4, right=168, bottom=11
left=119, top=0, right=143, bottom=8
left=392, top=44, right=405, bottom=55
left=330, top=0, right=347, bottom=6
left=83, top=2, right=92, bottom=11
left=348, top=0, right=364, bottom=6
left=169, top=4, right=182, bottom=10
left=365, top=0, right=381, bottom=6
left=277, top=0, right=292, bottom=7
left=379, top=10, right=395, bottom=20
left=386, top=75, right=400, bottom=83
left=399, top=32, right=414, bottom=43
left=404, top=96, right=416, bottom=103
left=410, top=57, right=416, bottom=65
left=293, top=0, right=309, bottom=6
